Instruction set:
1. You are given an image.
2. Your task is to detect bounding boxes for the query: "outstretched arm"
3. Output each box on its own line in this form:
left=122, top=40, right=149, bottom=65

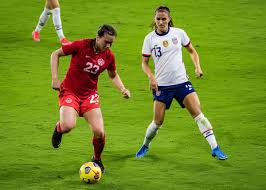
left=185, top=43, right=203, bottom=78
left=108, top=70, right=131, bottom=99
left=142, top=56, right=158, bottom=91
left=50, top=48, right=66, bottom=91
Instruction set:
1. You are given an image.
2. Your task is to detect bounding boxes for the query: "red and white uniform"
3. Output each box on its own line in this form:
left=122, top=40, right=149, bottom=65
left=59, top=39, right=116, bottom=115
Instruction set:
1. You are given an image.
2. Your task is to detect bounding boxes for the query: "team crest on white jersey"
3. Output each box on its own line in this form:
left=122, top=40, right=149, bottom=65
left=163, top=40, right=169, bottom=47
left=172, top=37, right=178, bottom=45
left=97, top=58, right=104, bottom=66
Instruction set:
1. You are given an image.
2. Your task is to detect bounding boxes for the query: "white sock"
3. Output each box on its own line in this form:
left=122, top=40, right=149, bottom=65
left=35, top=8, right=51, bottom=32
left=51, top=8, right=65, bottom=39
left=143, top=121, right=161, bottom=147
left=194, top=113, right=218, bottom=150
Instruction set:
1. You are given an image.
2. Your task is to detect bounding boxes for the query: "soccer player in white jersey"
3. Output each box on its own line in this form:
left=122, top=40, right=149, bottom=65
left=32, top=0, right=70, bottom=45
left=136, top=5, right=227, bottom=160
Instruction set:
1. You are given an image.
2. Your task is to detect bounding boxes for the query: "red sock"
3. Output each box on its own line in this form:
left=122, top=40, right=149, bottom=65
left=92, top=134, right=105, bottom=160
left=56, top=122, right=62, bottom=133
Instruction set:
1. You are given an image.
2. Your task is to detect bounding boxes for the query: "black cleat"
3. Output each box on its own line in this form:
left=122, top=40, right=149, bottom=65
left=91, top=156, right=105, bottom=173
left=52, top=126, right=62, bottom=148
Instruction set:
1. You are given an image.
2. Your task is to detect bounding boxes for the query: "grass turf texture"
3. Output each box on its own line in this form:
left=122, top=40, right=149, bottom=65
left=0, top=0, right=266, bottom=189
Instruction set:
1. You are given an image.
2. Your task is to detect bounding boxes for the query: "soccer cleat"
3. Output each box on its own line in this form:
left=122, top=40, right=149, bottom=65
left=32, top=31, right=40, bottom=42
left=136, top=145, right=149, bottom=158
left=52, top=126, right=62, bottom=148
left=91, top=156, right=105, bottom=173
left=60, top=38, right=71, bottom=46
left=212, top=146, right=228, bottom=160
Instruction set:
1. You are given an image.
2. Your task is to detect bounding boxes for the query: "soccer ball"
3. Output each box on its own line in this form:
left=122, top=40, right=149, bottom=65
left=79, top=162, right=102, bottom=184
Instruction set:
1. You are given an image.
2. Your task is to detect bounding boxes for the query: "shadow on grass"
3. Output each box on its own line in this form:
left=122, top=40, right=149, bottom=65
left=105, top=150, right=161, bottom=163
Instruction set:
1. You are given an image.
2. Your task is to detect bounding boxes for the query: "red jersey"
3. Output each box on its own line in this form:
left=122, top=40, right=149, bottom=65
left=61, top=39, right=116, bottom=99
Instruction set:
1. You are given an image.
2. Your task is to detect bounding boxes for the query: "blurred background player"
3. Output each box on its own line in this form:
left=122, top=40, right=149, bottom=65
left=50, top=24, right=131, bottom=173
left=136, top=6, right=227, bottom=160
left=32, top=0, right=70, bottom=45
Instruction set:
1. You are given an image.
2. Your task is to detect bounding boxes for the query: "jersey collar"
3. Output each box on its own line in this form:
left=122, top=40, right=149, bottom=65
left=155, top=27, right=170, bottom=36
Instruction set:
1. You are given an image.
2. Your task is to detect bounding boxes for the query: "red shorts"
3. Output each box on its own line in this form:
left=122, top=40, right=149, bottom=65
left=59, top=91, right=100, bottom=117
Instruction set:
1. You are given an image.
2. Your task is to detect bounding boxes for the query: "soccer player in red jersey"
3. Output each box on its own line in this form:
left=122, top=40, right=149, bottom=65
left=50, top=24, right=130, bottom=173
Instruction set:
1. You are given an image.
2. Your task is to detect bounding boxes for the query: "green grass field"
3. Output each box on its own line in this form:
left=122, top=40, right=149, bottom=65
left=1, top=0, right=266, bottom=189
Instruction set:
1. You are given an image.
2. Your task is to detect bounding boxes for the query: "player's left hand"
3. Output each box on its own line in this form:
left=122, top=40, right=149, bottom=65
left=121, top=88, right=131, bottom=99
left=195, top=67, right=203, bottom=78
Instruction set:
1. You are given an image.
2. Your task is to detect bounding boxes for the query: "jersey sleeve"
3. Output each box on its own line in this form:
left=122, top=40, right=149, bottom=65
left=181, top=30, right=191, bottom=47
left=142, top=35, right=152, bottom=57
left=107, top=51, right=116, bottom=72
left=62, top=40, right=82, bottom=55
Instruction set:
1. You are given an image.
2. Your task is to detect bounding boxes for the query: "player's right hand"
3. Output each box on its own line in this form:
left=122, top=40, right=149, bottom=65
left=149, top=75, right=158, bottom=92
left=51, top=79, right=61, bottom=91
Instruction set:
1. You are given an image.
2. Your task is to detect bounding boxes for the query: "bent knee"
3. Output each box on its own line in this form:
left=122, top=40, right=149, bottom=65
left=60, top=121, right=76, bottom=132
left=92, top=127, right=105, bottom=138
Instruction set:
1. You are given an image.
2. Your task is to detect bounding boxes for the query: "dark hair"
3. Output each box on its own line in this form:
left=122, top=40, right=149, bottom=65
left=151, top=5, right=174, bottom=29
left=97, top=24, right=117, bottom=37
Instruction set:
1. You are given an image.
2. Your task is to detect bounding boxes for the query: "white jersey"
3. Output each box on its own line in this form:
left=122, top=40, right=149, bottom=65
left=142, top=27, right=190, bottom=86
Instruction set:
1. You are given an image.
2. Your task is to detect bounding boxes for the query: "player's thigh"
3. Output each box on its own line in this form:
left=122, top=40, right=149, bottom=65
left=183, top=92, right=201, bottom=118
left=60, top=106, right=78, bottom=130
left=153, top=100, right=166, bottom=125
left=83, top=108, right=104, bottom=136
left=46, top=0, right=60, bottom=9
